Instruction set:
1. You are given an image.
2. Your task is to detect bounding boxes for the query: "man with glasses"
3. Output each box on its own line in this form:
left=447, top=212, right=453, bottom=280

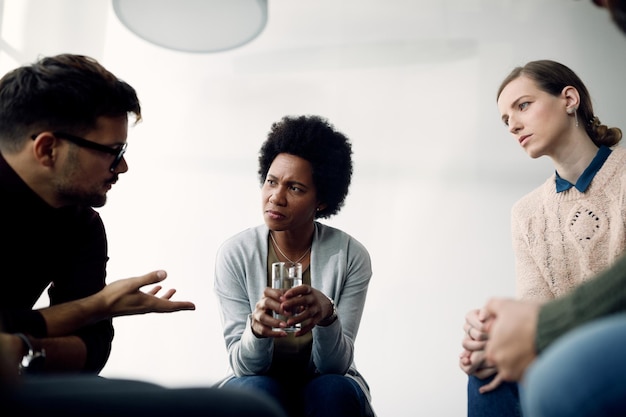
left=0, top=53, right=287, bottom=417
left=34, top=131, right=128, bottom=172
left=0, top=54, right=196, bottom=374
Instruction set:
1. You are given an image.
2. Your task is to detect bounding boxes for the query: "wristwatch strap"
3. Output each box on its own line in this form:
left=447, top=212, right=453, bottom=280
left=318, top=296, right=338, bottom=327
left=15, top=333, right=46, bottom=374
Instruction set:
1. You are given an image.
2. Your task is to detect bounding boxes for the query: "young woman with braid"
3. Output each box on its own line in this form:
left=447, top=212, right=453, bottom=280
left=459, top=60, right=626, bottom=416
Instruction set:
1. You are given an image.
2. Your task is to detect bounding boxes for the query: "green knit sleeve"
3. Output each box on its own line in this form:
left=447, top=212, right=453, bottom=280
left=536, top=253, right=626, bottom=353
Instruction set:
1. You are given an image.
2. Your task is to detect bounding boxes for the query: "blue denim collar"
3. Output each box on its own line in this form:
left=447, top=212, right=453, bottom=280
left=555, top=145, right=612, bottom=193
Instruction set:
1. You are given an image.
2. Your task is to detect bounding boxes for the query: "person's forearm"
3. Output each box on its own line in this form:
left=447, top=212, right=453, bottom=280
left=537, top=253, right=626, bottom=352
left=3, top=333, right=87, bottom=374
left=39, top=293, right=106, bottom=337
left=32, top=335, right=87, bottom=372
left=41, top=271, right=194, bottom=338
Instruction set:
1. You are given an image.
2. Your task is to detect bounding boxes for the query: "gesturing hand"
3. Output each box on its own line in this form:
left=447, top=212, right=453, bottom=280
left=103, top=270, right=196, bottom=317
left=39, top=270, right=195, bottom=338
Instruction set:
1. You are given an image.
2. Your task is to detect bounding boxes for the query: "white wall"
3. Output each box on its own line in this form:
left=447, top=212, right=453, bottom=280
left=2, top=1, right=625, bottom=415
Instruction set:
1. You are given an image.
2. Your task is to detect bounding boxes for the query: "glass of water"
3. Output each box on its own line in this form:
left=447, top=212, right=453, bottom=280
left=272, top=262, right=302, bottom=331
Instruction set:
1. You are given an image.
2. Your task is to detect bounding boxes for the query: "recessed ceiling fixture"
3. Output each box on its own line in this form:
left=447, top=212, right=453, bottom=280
left=112, top=0, right=268, bottom=53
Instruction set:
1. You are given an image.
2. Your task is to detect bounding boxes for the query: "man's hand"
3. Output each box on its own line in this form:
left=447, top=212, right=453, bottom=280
left=102, top=270, right=196, bottom=317
left=481, top=298, right=541, bottom=381
left=41, top=270, right=195, bottom=337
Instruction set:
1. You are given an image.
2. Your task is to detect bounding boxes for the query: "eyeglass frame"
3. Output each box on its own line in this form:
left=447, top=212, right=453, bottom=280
left=30, top=131, right=127, bottom=172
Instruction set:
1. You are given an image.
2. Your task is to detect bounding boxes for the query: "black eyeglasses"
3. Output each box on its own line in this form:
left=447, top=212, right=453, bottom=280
left=31, top=131, right=127, bottom=172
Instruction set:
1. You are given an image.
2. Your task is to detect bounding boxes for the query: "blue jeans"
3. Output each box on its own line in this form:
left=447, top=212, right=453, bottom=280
left=224, top=374, right=373, bottom=417
left=521, top=313, right=626, bottom=417
left=467, top=374, right=521, bottom=417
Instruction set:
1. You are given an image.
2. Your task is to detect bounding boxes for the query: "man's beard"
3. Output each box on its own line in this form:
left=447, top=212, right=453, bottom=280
left=56, top=182, right=108, bottom=207
left=54, top=153, right=112, bottom=207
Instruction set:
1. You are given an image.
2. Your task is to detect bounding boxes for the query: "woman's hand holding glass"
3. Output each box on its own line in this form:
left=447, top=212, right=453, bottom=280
left=251, top=285, right=335, bottom=338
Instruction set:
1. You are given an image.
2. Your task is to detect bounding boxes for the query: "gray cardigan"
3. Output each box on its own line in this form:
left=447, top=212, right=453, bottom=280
left=214, top=221, right=373, bottom=400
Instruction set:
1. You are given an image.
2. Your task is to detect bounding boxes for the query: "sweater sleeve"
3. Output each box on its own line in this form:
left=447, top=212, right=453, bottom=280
left=536, top=253, right=626, bottom=352
left=311, top=233, right=372, bottom=375
left=214, top=230, right=274, bottom=376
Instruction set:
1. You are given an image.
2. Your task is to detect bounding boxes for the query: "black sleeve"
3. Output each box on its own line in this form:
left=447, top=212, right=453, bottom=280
left=0, top=309, right=47, bottom=336
left=76, top=318, right=114, bottom=373
left=47, top=209, right=114, bottom=373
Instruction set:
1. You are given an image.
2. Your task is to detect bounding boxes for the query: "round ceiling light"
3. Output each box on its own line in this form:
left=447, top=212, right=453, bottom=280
left=112, top=0, right=268, bottom=53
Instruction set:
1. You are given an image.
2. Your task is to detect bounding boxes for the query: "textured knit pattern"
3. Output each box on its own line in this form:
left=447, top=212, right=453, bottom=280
left=512, top=146, right=626, bottom=301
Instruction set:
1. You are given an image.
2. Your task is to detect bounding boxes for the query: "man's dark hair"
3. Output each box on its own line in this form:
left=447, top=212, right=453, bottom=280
left=0, top=54, right=141, bottom=151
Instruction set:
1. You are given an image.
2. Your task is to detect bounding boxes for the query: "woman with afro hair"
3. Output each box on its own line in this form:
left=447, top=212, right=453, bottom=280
left=214, top=115, right=375, bottom=417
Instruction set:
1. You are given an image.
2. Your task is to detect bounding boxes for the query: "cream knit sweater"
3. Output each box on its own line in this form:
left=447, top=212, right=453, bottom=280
left=512, top=146, right=626, bottom=301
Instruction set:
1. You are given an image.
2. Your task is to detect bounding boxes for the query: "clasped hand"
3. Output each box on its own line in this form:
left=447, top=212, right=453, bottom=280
left=251, top=284, right=331, bottom=338
left=459, top=308, right=503, bottom=393
left=460, top=299, right=541, bottom=390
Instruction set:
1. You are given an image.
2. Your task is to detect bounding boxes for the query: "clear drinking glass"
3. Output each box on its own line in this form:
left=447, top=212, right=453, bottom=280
left=272, top=262, right=303, bottom=332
